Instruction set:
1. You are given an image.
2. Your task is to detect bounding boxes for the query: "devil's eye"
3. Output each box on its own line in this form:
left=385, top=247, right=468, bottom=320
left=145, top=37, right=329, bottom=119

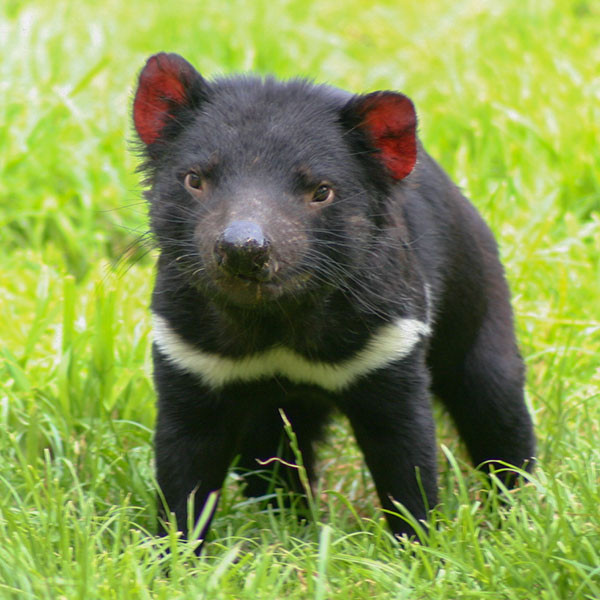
left=311, top=184, right=334, bottom=204
left=184, top=172, right=204, bottom=193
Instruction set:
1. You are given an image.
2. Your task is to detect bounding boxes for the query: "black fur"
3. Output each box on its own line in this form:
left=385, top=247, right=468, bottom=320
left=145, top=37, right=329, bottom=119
left=132, top=53, right=535, bottom=549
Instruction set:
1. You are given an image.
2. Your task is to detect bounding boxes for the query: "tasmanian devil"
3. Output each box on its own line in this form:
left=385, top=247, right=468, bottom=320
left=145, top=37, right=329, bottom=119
left=132, top=52, right=535, bottom=547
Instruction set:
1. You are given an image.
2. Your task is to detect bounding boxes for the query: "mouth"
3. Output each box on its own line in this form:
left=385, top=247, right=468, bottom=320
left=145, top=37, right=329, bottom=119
left=232, top=273, right=266, bottom=284
left=211, top=271, right=313, bottom=307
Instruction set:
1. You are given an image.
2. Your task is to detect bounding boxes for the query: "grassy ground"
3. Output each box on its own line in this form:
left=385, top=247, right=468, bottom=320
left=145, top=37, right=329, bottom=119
left=1, top=0, right=599, bottom=597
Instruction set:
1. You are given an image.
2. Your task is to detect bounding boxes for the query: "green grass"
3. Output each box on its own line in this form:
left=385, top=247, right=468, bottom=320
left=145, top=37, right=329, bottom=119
left=1, top=0, right=599, bottom=597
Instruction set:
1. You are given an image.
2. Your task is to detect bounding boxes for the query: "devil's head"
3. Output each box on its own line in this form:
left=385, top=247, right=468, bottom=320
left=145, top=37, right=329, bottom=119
left=133, top=53, right=418, bottom=309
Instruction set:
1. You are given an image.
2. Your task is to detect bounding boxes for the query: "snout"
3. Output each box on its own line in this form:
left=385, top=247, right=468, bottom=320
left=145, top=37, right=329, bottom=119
left=214, top=220, right=272, bottom=282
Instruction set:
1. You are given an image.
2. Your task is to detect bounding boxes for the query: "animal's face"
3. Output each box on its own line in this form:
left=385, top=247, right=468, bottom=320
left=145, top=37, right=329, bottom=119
left=134, top=54, right=418, bottom=309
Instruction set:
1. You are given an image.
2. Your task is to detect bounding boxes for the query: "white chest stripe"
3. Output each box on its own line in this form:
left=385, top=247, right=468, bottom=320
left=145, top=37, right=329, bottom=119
left=152, top=313, right=431, bottom=392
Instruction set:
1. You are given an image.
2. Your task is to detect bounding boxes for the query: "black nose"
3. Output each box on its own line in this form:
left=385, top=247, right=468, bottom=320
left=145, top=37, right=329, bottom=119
left=214, top=220, right=272, bottom=280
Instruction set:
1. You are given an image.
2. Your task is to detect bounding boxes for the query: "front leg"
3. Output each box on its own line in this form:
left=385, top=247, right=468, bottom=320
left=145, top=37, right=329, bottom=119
left=153, top=347, right=246, bottom=546
left=339, top=348, right=438, bottom=540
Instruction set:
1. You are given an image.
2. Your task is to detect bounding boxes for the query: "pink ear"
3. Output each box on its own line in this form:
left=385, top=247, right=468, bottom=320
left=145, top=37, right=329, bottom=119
left=133, top=53, right=200, bottom=145
left=353, top=92, right=417, bottom=180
